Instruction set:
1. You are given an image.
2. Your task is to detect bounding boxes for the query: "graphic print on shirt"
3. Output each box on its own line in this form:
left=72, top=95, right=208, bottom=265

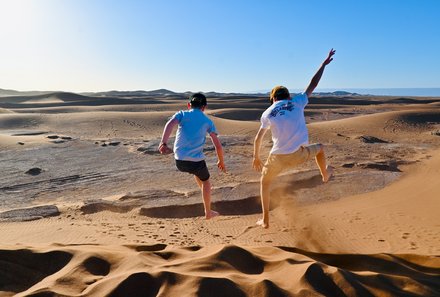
left=269, top=101, right=295, bottom=118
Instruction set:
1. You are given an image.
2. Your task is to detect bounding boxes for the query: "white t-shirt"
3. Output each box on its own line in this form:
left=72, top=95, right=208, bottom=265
left=260, top=92, right=309, bottom=155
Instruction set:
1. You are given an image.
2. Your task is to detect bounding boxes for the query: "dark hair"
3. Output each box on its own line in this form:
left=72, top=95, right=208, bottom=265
left=189, top=93, right=207, bottom=108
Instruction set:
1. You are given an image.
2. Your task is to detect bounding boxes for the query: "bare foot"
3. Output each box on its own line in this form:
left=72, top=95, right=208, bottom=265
left=205, top=210, right=219, bottom=220
left=256, top=218, right=269, bottom=229
left=322, top=165, right=334, bottom=183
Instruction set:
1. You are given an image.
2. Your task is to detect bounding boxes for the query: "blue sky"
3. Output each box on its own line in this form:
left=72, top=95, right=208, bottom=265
left=0, top=0, right=439, bottom=93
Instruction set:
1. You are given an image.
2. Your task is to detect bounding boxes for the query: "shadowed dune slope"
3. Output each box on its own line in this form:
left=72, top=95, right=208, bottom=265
left=310, top=109, right=440, bottom=131
left=306, top=108, right=440, bottom=144
left=0, top=92, right=172, bottom=109
left=0, top=244, right=438, bottom=297
left=0, top=92, right=89, bottom=104
left=0, top=108, right=14, bottom=114
left=207, top=108, right=263, bottom=121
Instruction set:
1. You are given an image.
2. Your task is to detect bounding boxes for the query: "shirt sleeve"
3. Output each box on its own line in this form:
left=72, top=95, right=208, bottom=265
left=170, top=111, right=183, bottom=122
left=294, top=92, right=309, bottom=108
left=260, top=113, right=270, bottom=129
left=207, top=120, right=218, bottom=135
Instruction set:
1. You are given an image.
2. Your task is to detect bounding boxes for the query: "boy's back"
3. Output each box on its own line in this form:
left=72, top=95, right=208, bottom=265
left=261, top=92, right=309, bottom=155
left=172, top=108, right=217, bottom=161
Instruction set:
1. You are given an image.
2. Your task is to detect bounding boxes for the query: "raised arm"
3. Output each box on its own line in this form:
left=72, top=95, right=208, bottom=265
left=305, top=49, right=336, bottom=97
left=210, top=132, right=226, bottom=172
left=158, top=118, right=178, bottom=154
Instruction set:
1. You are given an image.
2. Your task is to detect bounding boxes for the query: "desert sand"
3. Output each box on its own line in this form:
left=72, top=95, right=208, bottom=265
left=0, top=91, right=439, bottom=296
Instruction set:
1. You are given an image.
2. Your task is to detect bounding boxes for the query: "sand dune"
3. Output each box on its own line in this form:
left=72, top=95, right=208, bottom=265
left=207, top=108, right=262, bottom=121
left=309, top=108, right=440, bottom=132
left=0, top=244, right=438, bottom=297
left=0, top=92, right=89, bottom=104
left=0, top=92, right=179, bottom=110
left=0, top=108, right=14, bottom=114
left=1, top=93, right=440, bottom=296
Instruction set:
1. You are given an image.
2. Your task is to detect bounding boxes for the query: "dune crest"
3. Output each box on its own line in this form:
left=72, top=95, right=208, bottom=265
left=1, top=244, right=438, bottom=297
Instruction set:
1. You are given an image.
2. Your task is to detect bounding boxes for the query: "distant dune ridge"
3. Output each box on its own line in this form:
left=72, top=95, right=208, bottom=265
left=1, top=89, right=439, bottom=296
left=0, top=87, right=362, bottom=99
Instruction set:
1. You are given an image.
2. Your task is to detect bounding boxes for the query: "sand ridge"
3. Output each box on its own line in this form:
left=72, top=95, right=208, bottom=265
left=1, top=244, right=438, bottom=297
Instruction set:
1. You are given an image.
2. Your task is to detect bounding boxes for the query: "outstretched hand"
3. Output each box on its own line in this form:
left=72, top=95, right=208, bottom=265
left=305, top=48, right=336, bottom=97
left=323, top=48, right=336, bottom=66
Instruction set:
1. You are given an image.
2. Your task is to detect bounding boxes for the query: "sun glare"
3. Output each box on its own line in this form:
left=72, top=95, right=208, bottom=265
left=0, top=0, right=39, bottom=39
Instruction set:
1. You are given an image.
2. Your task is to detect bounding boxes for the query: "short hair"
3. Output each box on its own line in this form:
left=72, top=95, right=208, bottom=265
left=270, top=86, right=290, bottom=103
left=189, top=93, right=207, bottom=108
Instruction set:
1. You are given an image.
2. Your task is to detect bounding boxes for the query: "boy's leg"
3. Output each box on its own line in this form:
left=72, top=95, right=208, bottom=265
left=195, top=176, right=219, bottom=219
left=176, top=160, right=218, bottom=219
left=309, top=144, right=333, bottom=182
left=255, top=145, right=332, bottom=228
left=257, top=174, right=274, bottom=228
left=194, top=175, right=203, bottom=189
left=257, top=155, right=282, bottom=228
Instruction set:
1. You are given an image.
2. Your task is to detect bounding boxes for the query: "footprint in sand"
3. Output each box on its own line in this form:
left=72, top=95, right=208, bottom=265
left=234, top=225, right=256, bottom=239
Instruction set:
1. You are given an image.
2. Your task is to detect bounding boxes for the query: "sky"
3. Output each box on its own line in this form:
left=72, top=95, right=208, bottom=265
left=0, top=0, right=439, bottom=93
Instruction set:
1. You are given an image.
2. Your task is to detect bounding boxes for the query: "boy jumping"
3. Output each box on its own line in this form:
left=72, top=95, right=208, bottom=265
left=158, top=93, right=226, bottom=219
left=253, top=49, right=336, bottom=228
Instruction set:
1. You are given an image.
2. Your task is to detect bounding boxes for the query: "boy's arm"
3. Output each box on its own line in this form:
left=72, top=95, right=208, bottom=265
left=305, top=49, right=336, bottom=98
left=210, top=132, right=226, bottom=172
left=253, top=127, right=268, bottom=172
left=158, top=118, right=178, bottom=154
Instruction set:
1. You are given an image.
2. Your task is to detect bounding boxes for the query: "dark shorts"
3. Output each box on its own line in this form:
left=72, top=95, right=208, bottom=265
left=175, top=160, right=210, bottom=181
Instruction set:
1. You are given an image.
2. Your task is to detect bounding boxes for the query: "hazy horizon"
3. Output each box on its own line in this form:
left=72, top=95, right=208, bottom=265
left=2, top=87, right=440, bottom=97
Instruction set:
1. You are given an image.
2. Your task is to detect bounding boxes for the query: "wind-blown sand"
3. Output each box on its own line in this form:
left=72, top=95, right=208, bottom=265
left=1, top=92, right=439, bottom=296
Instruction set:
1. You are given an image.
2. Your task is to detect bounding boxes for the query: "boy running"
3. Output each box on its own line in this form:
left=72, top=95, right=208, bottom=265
left=158, top=93, right=226, bottom=219
left=253, top=49, right=336, bottom=228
